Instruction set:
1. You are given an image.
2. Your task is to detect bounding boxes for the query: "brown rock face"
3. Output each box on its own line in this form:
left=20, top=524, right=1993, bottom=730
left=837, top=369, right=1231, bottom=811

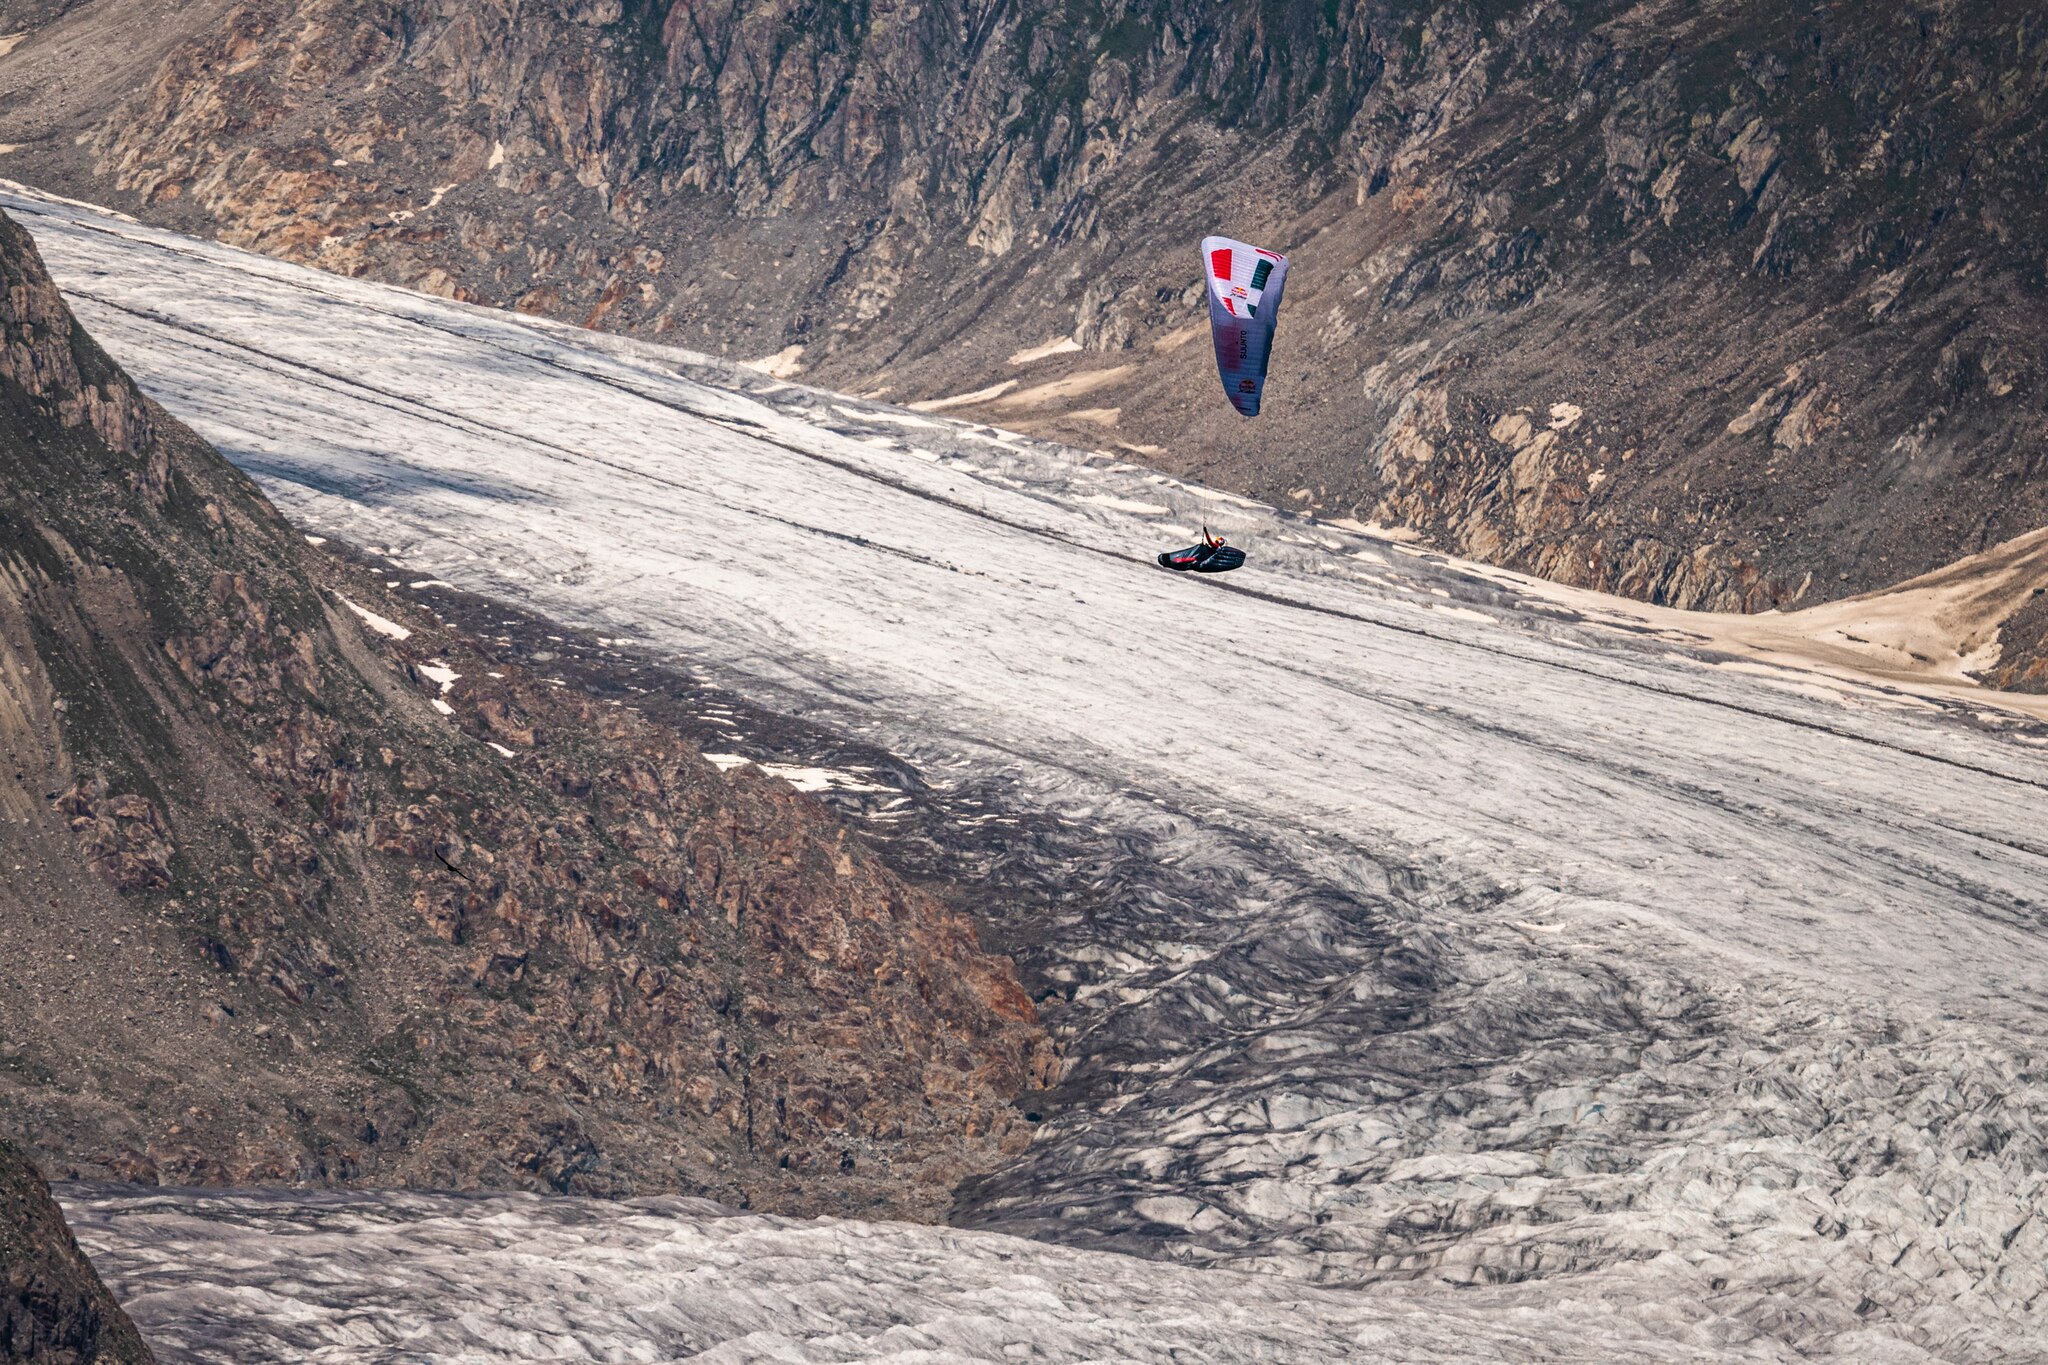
left=56, top=781, right=174, bottom=893
left=2, top=0, right=2044, bottom=671
left=0, top=1139, right=153, bottom=1364
left=0, top=206, right=1050, bottom=1216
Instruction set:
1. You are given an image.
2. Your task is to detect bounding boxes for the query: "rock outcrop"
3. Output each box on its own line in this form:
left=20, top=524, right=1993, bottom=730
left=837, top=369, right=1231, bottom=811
left=2, top=0, right=2043, bottom=674
left=0, top=205, right=1051, bottom=1216
left=0, top=1139, right=152, bottom=1365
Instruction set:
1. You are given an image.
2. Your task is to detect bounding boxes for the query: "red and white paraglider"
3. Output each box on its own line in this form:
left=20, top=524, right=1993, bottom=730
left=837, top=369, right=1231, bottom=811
left=1158, top=235, right=1290, bottom=574
left=1201, top=234, right=1289, bottom=418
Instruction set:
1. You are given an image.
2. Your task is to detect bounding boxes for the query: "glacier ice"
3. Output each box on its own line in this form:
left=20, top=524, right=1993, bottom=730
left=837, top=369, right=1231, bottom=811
left=9, top=183, right=2048, bottom=1362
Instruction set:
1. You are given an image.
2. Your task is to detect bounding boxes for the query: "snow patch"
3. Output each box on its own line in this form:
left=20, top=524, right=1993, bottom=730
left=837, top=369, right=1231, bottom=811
left=418, top=661, right=460, bottom=693
left=758, top=764, right=892, bottom=794
left=990, top=367, right=1133, bottom=410
left=743, top=345, right=804, bottom=379
left=831, top=404, right=942, bottom=430
left=907, top=380, right=1017, bottom=412
left=1065, top=406, right=1121, bottom=426
left=334, top=593, right=411, bottom=641
left=1008, top=337, right=1082, bottom=365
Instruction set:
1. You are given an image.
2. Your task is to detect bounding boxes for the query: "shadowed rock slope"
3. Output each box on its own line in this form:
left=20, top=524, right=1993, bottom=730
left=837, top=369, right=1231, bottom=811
left=0, top=206, right=1051, bottom=1216
left=1, top=0, right=2044, bottom=678
left=1, top=1140, right=151, bottom=1364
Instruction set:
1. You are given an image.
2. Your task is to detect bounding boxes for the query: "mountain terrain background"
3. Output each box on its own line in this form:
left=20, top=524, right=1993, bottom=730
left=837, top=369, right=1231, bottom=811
left=3, top=0, right=2044, bottom=679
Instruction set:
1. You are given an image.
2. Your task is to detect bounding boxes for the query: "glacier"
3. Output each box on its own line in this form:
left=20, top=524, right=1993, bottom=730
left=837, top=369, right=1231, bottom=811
left=8, top=183, right=2048, bottom=1362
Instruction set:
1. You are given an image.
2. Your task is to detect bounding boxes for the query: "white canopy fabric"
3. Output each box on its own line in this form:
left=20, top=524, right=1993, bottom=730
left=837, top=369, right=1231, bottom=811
left=1201, top=234, right=1289, bottom=417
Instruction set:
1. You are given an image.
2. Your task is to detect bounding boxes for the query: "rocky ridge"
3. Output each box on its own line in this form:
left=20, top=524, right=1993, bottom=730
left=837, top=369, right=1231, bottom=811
left=1, top=1139, right=152, bottom=1364
left=0, top=203, right=1051, bottom=1216
left=1, top=0, right=2044, bottom=677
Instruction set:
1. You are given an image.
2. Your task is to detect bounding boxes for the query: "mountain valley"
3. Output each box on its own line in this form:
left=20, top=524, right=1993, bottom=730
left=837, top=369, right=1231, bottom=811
left=4, top=185, right=2047, bottom=1359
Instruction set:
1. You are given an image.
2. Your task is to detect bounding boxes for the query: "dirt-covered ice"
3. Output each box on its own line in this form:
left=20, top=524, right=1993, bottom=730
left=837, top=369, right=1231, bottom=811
left=61, top=1185, right=1825, bottom=1364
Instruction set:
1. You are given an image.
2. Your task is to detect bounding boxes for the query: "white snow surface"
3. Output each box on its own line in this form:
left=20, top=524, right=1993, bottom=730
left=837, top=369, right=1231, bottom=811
left=333, top=591, right=412, bottom=640
left=417, top=660, right=460, bottom=692
left=12, top=185, right=2048, bottom=1362
left=755, top=763, right=893, bottom=794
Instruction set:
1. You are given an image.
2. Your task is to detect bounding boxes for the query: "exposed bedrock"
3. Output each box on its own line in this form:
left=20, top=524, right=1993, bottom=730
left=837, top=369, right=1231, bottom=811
left=0, top=1140, right=153, bottom=1365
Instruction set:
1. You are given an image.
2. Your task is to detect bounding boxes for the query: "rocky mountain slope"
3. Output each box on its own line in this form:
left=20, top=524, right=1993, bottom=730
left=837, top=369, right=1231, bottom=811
left=1, top=1140, right=151, bottom=1364
left=0, top=204, right=1050, bottom=1216
left=2, top=0, right=2044, bottom=679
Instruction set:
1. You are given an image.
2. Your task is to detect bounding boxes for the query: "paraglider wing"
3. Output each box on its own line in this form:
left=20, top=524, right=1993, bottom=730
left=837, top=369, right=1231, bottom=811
left=1201, top=235, right=1289, bottom=417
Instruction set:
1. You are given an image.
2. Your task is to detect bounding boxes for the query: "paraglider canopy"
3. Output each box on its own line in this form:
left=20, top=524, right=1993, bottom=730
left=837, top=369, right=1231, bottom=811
left=1201, top=236, right=1289, bottom=417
